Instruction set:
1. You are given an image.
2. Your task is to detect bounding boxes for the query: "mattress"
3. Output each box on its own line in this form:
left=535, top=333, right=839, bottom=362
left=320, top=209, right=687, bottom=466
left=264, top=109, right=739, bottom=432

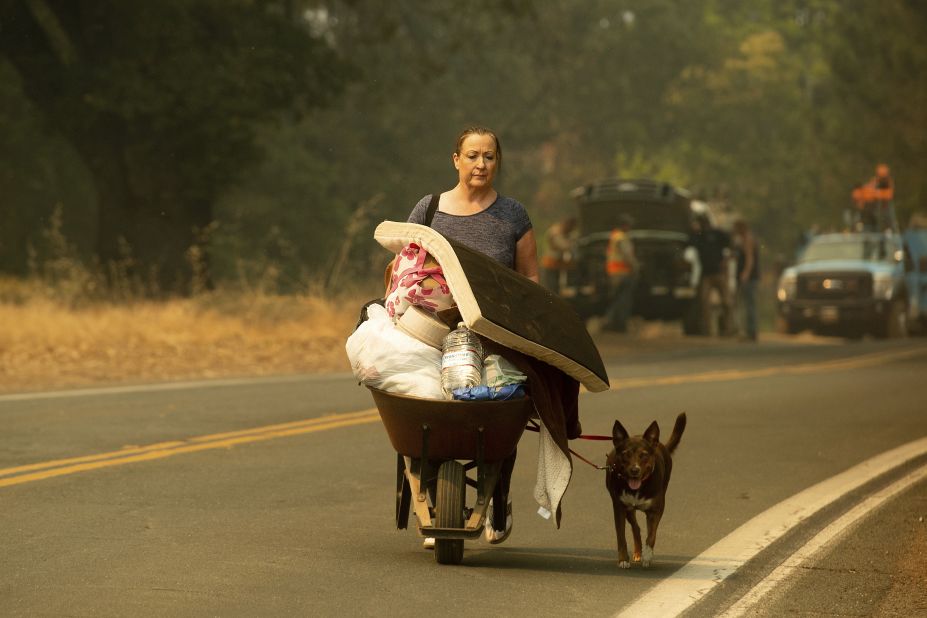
left=374, top=221, right=609, bottom=392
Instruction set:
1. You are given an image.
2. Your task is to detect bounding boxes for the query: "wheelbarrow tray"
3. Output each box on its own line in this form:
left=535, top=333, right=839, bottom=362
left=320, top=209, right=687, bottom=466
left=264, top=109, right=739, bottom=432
left=368, top=387, right=533, bottom=462
left=369, top=387, right=532, bottom=561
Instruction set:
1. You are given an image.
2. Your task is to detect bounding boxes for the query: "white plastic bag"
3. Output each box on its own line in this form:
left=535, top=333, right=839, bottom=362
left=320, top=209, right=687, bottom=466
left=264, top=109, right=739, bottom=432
left=482, top=354, right=528, bottom=388
left=345, top=303, right=444, bottom=399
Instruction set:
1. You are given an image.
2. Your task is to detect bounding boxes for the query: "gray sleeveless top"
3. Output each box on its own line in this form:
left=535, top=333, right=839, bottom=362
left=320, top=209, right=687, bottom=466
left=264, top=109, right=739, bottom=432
left=407, top=194, right=532, bottom=269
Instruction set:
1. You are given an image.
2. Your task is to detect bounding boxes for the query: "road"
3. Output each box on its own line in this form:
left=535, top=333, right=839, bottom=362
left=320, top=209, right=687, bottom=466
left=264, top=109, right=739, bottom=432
left=2, top=335, right=926, bottom=617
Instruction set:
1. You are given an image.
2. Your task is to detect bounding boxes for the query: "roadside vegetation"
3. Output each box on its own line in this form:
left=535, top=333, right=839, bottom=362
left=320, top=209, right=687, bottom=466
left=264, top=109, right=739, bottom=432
left=2, top=2, right=922, bottom=392
left=0, top=216, right=367, bottom=393
left=0, top=280, right=360, bottom=394
left=0, top=209, right=786, bottom=394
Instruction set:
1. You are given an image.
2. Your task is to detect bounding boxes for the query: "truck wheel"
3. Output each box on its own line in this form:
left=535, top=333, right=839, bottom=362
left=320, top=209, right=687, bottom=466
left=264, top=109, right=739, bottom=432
left=434, top=460, right=465, bottom=565
left=775, top=317, right=801, bottom=335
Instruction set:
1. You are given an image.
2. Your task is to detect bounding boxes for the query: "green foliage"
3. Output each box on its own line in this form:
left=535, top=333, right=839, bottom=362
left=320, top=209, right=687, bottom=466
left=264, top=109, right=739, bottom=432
left=822, top=0, right=927, bottom=226
left=1, top=0, right=348, bottom=289
left=3, top=0, right=927, bottom=289
left=3, top=0, right=345, bottom=187
left=0, top=58, right=96, bottom=275
left=615, top=152, right=694, bottom=189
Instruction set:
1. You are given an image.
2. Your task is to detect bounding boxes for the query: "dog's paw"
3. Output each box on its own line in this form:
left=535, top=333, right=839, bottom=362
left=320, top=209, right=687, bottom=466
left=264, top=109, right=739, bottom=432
left=641, top=546, right=654, bottom=567
left=617, top=560, right=631, bottom=569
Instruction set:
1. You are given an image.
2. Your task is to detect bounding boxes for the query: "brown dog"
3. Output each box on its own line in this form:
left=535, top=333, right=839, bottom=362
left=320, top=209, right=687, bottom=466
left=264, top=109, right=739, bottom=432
left=605, top=413, right=686, bottom=568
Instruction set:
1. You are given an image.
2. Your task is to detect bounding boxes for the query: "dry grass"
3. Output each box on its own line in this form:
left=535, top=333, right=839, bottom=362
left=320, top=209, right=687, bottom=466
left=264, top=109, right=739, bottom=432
left=0, top=277, right=368, bottom=393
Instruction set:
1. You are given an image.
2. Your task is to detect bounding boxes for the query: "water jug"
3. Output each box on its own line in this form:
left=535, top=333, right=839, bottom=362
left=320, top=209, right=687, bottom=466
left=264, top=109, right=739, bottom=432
left=440, top=322, right=484, bottom=398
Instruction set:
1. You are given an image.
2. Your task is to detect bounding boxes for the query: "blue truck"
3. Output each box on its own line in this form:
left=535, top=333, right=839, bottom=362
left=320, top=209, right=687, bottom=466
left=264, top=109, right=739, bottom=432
left=776, top=229, right=927, bottom=337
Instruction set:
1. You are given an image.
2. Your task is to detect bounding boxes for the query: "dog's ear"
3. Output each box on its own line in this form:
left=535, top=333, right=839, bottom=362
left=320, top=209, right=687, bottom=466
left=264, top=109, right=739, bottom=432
left=612, top=420, right=629, bottom=445
left=644, top=420, right=660, bottom=444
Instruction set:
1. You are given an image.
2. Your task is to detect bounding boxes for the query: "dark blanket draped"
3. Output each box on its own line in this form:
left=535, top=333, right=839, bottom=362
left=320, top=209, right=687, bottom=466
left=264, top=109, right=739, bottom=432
left=483, top=340, right=580, bottom=528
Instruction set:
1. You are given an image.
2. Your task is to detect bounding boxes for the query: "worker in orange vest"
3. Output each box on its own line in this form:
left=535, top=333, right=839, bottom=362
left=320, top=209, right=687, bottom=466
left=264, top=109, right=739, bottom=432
left=603, top=214, right=639, bottom=332
left=872, top=164, right=894, bottom=199
left=852, top=163, right=897, bottom=232
left=869, top=164, right=896, bottom=231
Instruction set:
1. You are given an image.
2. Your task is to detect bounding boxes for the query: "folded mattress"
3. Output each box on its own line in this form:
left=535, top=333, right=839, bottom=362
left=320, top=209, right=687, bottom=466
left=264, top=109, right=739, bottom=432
left=374, top=221, right=609, bottom=392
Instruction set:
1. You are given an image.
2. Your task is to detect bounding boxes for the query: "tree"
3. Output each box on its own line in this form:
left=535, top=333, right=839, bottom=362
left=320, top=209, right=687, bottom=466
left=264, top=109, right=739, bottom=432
left=210, top=0, right=541, bottom=286
left=0, top=0, right=347, bottom=291
left=822, top=0, right=927, bottom=223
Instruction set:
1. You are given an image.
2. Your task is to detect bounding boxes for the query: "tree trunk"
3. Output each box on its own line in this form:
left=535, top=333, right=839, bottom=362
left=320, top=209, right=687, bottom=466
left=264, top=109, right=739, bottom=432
left=72, top=122, right=210, bottom=295
left=1, top=2, right=213, bottom=295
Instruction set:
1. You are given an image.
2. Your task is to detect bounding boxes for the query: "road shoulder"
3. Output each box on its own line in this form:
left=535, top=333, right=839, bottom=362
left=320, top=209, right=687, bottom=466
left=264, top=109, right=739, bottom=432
left=755, top=476, right=927, bottom=617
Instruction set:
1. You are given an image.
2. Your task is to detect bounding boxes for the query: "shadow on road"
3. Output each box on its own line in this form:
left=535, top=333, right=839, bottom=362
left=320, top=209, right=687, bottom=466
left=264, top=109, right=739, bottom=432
left=457, top=546, right=691, bottom=577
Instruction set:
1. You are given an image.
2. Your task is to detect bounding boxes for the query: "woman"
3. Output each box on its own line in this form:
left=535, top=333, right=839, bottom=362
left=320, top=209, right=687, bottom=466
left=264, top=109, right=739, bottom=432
left=407, top=127, right=539, bottom=282
left=408, top=126, right=538, bottom=547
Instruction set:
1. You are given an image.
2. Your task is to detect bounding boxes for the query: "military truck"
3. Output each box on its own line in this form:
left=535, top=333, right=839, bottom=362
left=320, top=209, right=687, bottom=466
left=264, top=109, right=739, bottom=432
left=557, top=178, right=715, bottom=334
left=776, top=230, right=927, bottom=338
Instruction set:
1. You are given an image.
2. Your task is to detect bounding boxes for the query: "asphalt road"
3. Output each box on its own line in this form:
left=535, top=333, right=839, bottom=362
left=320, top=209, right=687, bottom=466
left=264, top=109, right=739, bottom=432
left=2, top=335, right=926, bottom=617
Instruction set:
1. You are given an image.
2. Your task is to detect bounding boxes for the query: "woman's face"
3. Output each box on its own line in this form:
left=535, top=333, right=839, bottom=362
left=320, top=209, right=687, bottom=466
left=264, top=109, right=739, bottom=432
left=454, top=134, right=498, bottom=190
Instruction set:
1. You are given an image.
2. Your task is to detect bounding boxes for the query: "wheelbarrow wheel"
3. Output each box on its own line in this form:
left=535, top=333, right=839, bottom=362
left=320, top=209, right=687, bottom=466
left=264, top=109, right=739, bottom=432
left=434, top=460, right=465, bottom=565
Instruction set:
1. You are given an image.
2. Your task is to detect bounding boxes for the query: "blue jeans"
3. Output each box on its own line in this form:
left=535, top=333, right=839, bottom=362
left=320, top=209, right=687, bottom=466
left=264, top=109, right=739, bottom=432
left=737, top=279, right=757, bottom=340
left=604, top=273, right=637, bottom=332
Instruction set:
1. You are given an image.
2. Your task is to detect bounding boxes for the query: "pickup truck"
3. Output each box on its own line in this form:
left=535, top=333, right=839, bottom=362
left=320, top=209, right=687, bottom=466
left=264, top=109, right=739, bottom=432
left=776, top=231, right=927, bottom=337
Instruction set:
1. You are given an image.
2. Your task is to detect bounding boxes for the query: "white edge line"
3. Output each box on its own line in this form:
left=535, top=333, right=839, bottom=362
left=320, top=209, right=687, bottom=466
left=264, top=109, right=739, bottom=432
left=720, top=463, right=927, bottom=618
left=616, top=435, right=927, bottom=618
left=0, top=372, right=355, bottom=403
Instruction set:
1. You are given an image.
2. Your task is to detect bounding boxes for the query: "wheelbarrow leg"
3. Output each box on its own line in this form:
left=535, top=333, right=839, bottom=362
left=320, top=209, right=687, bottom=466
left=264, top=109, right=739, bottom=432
left=405, top=458, right=433, bottom=528
left=396, top=452, right=411, bottom=529
left=490, top=449, right=516, bottom=532
left=418, top=424, right=432, bottom=506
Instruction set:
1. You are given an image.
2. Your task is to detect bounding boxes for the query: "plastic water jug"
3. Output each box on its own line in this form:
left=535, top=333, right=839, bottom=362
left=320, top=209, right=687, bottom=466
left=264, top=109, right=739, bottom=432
left=440, top=322, right=483, bottom=398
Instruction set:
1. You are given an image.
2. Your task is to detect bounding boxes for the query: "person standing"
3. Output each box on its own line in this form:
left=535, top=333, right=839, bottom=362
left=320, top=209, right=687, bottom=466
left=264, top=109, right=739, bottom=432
left=853, top=164, right=897, bottom=232
left=405, top=126, right=559, bottom=547
left=689, top=214, right=732, bottom=335
left=870, top=163, right=896, bottom=231
left=732, top=219, right=759, bottom=341
left=540, top=217, right=577, bottom=293
left=603, top=215, right=639, bottom=332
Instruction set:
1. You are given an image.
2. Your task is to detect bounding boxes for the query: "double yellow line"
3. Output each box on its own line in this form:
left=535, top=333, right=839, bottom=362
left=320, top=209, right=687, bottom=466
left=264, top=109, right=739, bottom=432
left=3, top=345, right=924, bottom=489
left=0, top=409, right=379, bottom=488
left=609, top=345, right=927, bottom=391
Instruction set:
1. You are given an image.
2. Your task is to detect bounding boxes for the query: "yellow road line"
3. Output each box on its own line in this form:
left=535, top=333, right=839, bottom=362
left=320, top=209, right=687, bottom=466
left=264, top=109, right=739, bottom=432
left=610, top=346, right=926, bottom=391
left=0, top=413, right=380, bottom=488
left=3, top=345, right=925, bottom=489
left=0, top=409, right=379, bottom=479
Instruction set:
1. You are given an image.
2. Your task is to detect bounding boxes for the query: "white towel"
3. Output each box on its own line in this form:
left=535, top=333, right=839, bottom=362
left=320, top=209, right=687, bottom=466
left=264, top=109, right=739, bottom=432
left=533, top=419, right=572, bottom=523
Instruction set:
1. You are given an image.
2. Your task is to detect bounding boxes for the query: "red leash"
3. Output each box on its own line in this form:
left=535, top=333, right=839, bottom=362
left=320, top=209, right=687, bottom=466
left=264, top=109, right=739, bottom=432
left=526, top=421, right=609, bottom=471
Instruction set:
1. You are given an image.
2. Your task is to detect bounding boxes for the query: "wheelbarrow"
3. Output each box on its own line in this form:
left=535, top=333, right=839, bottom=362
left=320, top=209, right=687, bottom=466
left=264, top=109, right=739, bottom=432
left=368, top=386, right=534, bottom=565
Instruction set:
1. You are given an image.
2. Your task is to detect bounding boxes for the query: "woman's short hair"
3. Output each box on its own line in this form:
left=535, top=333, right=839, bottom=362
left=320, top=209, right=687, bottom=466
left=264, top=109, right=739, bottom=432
left=455, top=126, right=502, bottom=172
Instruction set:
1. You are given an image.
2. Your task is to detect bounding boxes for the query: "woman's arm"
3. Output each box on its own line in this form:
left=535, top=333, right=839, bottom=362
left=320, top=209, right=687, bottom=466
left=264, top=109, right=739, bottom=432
left=515, top=229, right=540, bottom=283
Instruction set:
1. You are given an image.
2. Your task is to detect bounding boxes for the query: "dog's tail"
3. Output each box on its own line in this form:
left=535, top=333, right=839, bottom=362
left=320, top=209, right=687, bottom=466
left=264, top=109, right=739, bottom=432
left=665, top=412, right=687, bottom=454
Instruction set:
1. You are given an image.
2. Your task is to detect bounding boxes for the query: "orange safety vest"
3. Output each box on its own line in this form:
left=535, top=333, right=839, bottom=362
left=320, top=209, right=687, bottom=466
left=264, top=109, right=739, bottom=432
left=605, top=229, right=631, bottom=275
left=853, top=179, right=894, bottom=206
